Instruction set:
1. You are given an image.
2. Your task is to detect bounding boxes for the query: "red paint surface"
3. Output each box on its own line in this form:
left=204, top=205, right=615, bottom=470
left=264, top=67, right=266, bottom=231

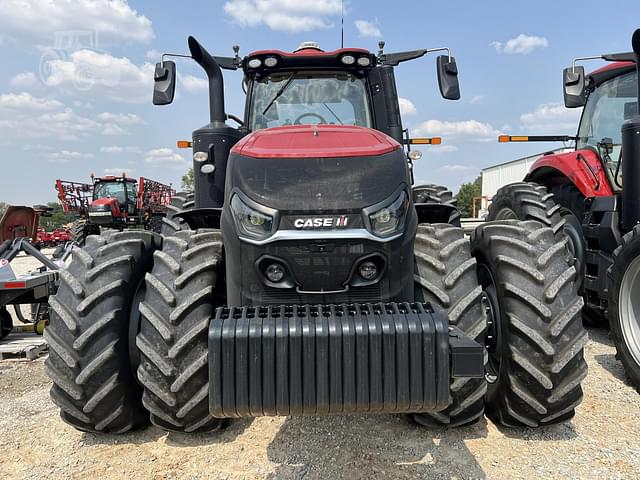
left=232, top=125, right=401, bottom=159
left=589, top=61, right=634, bottom=77
left=247, top=47, right=371, bottom=58
left=527, top=148, right=614, bottom=198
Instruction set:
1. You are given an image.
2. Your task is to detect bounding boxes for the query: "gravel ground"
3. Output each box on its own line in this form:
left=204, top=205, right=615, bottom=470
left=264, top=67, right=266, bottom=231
left=1, top=253, right=639, bottom=479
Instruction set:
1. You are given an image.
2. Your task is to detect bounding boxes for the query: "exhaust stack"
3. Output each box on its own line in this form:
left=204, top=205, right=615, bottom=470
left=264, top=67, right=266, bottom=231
left=188, top=36, right=226, bottom=127
left=621, top=28, right=640, bottom=230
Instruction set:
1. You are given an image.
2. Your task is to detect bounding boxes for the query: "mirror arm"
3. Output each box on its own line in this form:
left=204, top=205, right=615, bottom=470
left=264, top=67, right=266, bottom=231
left=425, top=47, right=452, bottom=62
left=160, top=52, right=192, bottom=67
left=380, top=47, right=452, bottom=66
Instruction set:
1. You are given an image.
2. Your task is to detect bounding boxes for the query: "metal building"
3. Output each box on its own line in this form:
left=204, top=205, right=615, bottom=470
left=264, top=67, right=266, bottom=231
left=478, top=148, right=572, bottom=217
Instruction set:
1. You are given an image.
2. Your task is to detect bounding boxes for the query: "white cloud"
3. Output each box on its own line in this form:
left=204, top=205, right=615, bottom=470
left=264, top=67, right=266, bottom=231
left=10, top=72, right=38, bottom=87
left=519, top=102, right=581, bottom=134
left=0, top=92, right=63, bottom=111
left=398, top=97, right=416, bottom=116
left=125, top=146, right=142, bottom=153
left=181, top=74, right=209, bottom=93
left=223, top=0, right=342, bottom=32
left=100, top=146, right=124, bottom=153
left=470, top=95, right=484, bottom=105
left=104, top=167, right=132, bottom=175
left=146, top=49, right=161, bottom=61
left=47, top=150, right=94, bottom=163
left=413, top=119, right=501, bottom=139
left=491, top=34, right=548, bottom=55
left=102, top=123, right=128, bottom=136
left=42, top=49, right=154, bottom=103
left=144, top=148, right=188, bottom=168
left=97, top=112, right=144, bottom=125
left=0, top=92, right=140, bottom=141
left=355, top=20, right=382, bottom=38
left=0, top=0, right=153, bottom=45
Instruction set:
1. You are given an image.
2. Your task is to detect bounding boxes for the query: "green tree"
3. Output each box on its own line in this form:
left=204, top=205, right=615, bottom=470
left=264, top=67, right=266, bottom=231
left=181, top=167, right=194, bottom=191
left=455, top=175, right=482, bottom=218
left=39, top=202, right=76, bottom=230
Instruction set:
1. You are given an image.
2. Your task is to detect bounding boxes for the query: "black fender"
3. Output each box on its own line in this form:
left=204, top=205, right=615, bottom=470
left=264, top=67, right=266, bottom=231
left=414, top=203, right=460, bottom=227
left=176, top=208, right=222, bottom=230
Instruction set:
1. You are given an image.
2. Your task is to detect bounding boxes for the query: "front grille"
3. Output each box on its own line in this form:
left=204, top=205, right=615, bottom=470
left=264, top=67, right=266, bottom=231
left=265, top=240, right=377, bottom=291
left=261, top=283, right=382, bottom=305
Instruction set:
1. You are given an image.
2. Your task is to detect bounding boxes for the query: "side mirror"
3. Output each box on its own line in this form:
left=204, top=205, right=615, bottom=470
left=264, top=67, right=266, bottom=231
left=153, top=60, right=176, bottom=105
left=436, top=55, right=460, bottom=100
left=563, top=66, right=586, bottom=108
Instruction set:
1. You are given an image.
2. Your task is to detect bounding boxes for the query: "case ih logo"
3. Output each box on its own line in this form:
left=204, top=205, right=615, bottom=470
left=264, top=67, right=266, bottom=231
left=294, top=216, right=349, bottom=229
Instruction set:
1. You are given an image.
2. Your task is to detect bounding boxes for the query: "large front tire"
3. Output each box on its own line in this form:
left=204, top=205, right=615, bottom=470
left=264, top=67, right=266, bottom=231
left=607, top=225, right=640, bottom=392
left=45, top=231, right=159, bottom=433
left=71, top=220, right=100, bottom=247
left=472, top=220, right=587, bottom=428
left=161, top=192, right=194, bottom=235
left=136, top=229, right=225, bottom=433
left=412, top=224, right=486, bottom=428
left=488, top=182, right=564, bottom=234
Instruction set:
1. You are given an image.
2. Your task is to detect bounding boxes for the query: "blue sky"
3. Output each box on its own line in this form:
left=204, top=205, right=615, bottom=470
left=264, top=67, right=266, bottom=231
left=1, top=0, right=639, bottom=205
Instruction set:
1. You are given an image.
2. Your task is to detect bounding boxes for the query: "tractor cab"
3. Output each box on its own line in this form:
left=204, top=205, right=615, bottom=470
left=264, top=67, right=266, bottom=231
left=153, top=38, right=461, bottom=305
left=573, top=62, right=637, bottom=190
left=88, top=175, right=138, bottom=222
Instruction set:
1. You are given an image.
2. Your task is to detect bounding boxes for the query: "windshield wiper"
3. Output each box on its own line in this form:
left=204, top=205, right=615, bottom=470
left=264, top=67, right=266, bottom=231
left=322, top=102, right=343, bottom=125
left=262, top=72, right=297, bottom=116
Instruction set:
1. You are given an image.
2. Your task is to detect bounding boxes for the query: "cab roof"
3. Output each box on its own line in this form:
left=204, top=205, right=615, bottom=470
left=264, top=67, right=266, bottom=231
left=242, top=47, right=375, bottom=73
left=588, top=56, right=636, bottom=87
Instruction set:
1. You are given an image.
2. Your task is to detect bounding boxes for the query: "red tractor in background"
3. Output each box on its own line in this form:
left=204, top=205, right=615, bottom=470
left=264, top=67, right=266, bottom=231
left=56, top=173, right=175, bottom=244
left=490, top=29, right=640, bottom=391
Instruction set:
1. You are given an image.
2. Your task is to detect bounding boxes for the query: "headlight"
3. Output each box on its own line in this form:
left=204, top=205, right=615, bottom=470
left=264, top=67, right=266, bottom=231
left=230, top=194, right=274, bottom=240
left=368, top=191, right=408, bottom=237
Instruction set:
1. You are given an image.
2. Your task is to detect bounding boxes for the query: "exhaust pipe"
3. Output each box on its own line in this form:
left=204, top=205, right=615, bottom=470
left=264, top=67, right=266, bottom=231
left=622, top=29, right=640, bottom=230
left=188, top=36, right=226, bottom=127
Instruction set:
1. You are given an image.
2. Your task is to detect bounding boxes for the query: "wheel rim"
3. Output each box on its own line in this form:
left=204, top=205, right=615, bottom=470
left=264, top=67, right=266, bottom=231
left=494, top=207, right=518, bottom=220
left=478, top=263, right=502, bottom=383
left=619, top=256, right=640, bottom=364
left=128, top=277, right=146, bottom=379
left=559, top=208, right=585, bottom=287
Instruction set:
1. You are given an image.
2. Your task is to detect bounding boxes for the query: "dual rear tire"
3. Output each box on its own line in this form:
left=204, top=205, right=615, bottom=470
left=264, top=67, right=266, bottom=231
left=412, top=220, right=587, bottom=429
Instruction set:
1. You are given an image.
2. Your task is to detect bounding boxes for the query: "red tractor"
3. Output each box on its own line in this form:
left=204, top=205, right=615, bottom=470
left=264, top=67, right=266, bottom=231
left=490, top=29, right=640, bottom=391
left=56, top=174, right=175, bottom=244
left=45, top=36, right=586, bottom=435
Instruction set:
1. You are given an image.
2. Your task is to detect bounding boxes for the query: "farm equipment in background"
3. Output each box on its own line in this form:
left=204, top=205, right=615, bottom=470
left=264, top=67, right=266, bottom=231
left=46, top=35, right=586, bottom=435
left=490, top=29, right=640, bottom=391
left=0, top=205, right=70, bottom=340
left=55, top=174, right=175, bottom=244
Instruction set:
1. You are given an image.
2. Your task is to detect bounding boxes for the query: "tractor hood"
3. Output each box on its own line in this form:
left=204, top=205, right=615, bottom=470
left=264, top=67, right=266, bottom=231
left=90, top=197, right=120, bottom=213
left=226, top=125, right=410, bottom=211
left=231, top=125, right=400, bottom=159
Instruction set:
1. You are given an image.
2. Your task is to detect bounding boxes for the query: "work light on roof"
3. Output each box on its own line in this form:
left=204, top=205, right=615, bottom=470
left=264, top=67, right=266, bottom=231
left=248, top=58, right=262, bottom=68
left=264, top=56, right=278, bottom=67
left=341, top=55, right=356, bottom=65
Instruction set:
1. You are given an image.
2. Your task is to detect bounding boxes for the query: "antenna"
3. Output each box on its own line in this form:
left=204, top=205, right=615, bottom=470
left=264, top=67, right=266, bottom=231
left=341, top=0, right=344, bottom=48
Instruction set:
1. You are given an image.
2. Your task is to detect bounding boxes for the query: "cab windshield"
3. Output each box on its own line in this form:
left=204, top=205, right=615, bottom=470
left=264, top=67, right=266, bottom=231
left=248, top=71, right=372, bottom=131
left=93, top=181, right=136, bottom=204
left=577, top=71, right=637, bottom=189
